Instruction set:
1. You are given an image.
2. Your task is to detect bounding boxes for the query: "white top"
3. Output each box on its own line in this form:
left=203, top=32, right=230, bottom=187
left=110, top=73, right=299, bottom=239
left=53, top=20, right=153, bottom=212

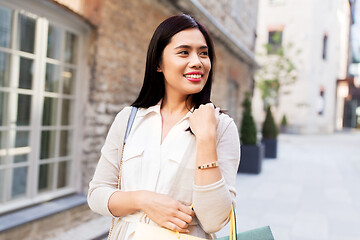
left=87, top=103, right=241, bottom=239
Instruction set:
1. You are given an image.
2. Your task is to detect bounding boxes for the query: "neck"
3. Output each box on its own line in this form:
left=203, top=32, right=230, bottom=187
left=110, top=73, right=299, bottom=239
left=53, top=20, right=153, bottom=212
left=161, top=93, right=191, bottom=115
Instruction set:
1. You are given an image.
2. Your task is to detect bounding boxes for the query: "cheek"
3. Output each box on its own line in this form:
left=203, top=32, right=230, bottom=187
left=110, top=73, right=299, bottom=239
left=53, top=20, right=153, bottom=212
left=204, top=59, right=211, bottom=73
left=163, top=57, right=184, bottom=73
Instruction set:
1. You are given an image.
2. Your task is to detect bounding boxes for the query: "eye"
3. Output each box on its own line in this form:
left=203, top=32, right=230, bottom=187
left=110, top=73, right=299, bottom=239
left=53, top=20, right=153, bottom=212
left=200, top=51, right=208, bottom=56
left=178, top=50, right=189, bottom=55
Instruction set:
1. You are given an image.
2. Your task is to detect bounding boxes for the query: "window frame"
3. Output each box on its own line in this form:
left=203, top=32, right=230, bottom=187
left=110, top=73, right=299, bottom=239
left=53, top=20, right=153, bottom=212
left=267, top=30, right=283, bottom=55
left=322, top=34, right=328, bottom=60
left=0, top=0, right=90, bottom=214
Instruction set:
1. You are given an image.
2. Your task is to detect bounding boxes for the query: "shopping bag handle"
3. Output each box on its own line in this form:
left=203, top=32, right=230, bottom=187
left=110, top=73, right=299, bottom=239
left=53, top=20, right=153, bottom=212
left=230, top=206, right=237, bottom=240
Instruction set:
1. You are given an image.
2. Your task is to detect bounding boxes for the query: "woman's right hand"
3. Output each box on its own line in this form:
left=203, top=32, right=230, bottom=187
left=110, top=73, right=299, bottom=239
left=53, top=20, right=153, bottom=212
left=138, top=190, right=194, bottom=233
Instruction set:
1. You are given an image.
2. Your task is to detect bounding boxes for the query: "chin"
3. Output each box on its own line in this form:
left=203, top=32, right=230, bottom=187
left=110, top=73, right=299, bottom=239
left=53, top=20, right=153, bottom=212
left=186, top=88, right=204, bottom=95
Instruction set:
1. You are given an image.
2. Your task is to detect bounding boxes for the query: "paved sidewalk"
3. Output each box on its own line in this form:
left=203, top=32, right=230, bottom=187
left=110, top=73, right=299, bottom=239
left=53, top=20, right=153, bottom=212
left=217, top=131, right=360, bottom=240
left=45, top=216, right=110, bottom=240
left=47, top=131, right=360, bottom=240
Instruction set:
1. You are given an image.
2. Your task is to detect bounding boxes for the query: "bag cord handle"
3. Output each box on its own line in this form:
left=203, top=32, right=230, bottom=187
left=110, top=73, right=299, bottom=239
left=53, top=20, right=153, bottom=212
left=108, top=107, right=138, bottom=240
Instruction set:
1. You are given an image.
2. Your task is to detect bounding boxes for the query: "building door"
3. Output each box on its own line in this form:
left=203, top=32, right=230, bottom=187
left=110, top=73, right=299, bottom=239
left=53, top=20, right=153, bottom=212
left=343, top=98, right=360, bottom=128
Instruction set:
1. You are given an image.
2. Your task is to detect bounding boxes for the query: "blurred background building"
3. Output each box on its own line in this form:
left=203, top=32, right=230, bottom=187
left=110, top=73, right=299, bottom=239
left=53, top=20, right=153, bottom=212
left=253, top=0, right=355, bottom=134
left=337, top=0, right=360, bottom=130
left=0, top=0, right=259, bottom=239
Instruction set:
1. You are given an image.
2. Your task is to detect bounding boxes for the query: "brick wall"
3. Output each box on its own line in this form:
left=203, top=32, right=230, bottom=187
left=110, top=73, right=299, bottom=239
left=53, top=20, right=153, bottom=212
left=197, top=0, right=259, bottom=51
left=80, top=0, right=174, bottom=192
left=79, top=0, right=258, bottom=193
left=52, top=0, right=259, bottom=193
left=1, top=0, right=258, bottom=238
left=52, top=0, right=103, bottom=25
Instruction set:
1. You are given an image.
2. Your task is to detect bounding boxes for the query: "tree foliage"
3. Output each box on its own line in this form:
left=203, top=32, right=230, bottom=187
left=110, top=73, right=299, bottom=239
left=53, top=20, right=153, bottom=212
left=256, top=32, right=299, bottom=109
left=281, top=114, right=287, bottom=127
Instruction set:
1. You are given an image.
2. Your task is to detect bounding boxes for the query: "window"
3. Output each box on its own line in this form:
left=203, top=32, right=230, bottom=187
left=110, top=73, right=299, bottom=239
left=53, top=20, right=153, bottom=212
left=267, top=30, right=283, bottom=55
left=322, top=34, right=328, bottom=60
left=0, top=2, right=82, bottom=213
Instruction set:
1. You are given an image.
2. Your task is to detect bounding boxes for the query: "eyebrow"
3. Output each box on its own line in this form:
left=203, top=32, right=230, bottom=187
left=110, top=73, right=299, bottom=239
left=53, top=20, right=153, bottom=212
left=175, top=45, right=208, bottom=50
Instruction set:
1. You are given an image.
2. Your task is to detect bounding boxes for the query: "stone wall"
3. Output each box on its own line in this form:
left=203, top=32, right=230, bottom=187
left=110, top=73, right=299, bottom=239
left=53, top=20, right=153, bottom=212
left=197, top=0, right=259, bottom=51
left=212, top=43, right=254, bottom=123
left=80, top=0, right=175, bottom=193
left=1, top=0, right=258, bottom=238
left=75, top=0, right=259, bottom=193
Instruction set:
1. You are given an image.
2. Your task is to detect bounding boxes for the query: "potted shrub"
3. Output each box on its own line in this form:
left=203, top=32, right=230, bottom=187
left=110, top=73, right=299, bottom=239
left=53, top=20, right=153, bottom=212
left=280, top=114, right=287, bottom=133
left=238, top=92, right=264, bottom=174
left=261, top=107, right=278, bottom=158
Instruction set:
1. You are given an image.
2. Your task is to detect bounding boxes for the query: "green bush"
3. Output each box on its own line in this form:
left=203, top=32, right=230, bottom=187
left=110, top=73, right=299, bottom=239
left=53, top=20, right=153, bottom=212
left=262, top=107, right=278, bottom=139
left=281, top=114, right=287, bottom=127
left=240, top=92, right=257, bottom=145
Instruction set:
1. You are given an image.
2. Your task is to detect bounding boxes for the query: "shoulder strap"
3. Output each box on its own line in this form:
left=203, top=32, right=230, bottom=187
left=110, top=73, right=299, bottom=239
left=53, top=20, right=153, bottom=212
left=118, top=106, right=138, bottom=184
left=124, top=107, right=138, bottom=144
left=108, top=106, right=138, bottom=240
left=112, top=106, right=138, bottom=190
left=116, top=106, right=138, bottom=149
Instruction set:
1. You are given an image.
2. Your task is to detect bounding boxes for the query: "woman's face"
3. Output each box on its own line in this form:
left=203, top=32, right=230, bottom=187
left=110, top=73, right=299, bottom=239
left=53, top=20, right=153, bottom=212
left=158, top=28, right=211, bottom=98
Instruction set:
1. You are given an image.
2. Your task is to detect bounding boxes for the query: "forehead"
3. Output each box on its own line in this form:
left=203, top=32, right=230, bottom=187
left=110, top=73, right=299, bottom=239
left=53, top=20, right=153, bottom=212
left=168, top=28, right=207, bottom=47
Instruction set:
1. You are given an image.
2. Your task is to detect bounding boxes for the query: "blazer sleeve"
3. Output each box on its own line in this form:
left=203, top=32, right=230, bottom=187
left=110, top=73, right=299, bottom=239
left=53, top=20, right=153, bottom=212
left=87, top=107, right=132, bottom=217
left=192, top=116, right=240, bottom=233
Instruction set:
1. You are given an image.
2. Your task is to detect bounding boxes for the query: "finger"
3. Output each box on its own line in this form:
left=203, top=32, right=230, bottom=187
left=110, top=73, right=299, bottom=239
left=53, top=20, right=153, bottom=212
left=163, top=221, right=189, bottom=233
left=205, top=103, right=215, bottom=109
left=170, top=217, right=189, bottom=231
left=199, top=103, right=212, bottom=110
left=176, top=209, right=192, bottom=223
left=178, top=204, right=194, bottom=216
left=215, top=107, right=220, bottom=115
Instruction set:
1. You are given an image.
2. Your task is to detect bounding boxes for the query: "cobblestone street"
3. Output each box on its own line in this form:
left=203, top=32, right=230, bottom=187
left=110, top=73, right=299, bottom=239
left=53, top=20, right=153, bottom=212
left=47, top=131, right=360, bottom=240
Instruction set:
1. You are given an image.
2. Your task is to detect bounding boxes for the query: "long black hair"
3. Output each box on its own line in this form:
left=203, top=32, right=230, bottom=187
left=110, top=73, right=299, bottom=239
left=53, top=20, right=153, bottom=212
left=131, top=14, right=215, bottom=110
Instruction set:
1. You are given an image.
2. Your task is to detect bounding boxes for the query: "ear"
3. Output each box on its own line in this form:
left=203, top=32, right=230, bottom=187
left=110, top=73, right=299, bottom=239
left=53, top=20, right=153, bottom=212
left=157, top=66, right=162, bottom=72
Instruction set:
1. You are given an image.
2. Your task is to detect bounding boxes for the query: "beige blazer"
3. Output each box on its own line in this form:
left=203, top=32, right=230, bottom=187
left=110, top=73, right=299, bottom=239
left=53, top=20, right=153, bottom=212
left=87, top=104, right=241, bottom=239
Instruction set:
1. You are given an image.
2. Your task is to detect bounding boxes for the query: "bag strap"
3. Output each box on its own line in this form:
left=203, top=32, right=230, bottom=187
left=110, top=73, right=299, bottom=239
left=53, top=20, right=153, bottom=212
left=108, top=106, right=138, bottom=240
left=230, top=206, right=237, bottom=240
left=116, top=106, right=138, bottom=189
left=124, top=107, right=138, bottom=144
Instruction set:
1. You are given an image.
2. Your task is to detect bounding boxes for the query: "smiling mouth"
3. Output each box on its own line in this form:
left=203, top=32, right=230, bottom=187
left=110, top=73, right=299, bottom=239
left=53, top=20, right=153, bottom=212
left=184, top=74, right=202, bottom=82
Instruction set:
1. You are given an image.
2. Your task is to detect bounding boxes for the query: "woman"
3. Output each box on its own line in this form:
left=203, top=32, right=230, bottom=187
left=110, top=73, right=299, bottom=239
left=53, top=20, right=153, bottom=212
left=87, top=14, right=240, bottom=239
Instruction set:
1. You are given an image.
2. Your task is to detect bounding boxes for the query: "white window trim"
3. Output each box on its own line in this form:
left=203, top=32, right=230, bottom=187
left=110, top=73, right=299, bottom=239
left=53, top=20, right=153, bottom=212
left=0, top=0, right=91, bottom=214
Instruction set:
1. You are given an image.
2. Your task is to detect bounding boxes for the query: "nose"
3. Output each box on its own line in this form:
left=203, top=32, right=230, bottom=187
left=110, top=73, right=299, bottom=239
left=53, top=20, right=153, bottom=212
left=189, top=53, right=202, bottom=69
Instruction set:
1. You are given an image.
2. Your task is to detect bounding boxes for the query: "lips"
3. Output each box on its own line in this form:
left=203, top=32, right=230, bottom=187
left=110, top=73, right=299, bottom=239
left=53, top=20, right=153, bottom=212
left=184, top=71, right=203, bottom=82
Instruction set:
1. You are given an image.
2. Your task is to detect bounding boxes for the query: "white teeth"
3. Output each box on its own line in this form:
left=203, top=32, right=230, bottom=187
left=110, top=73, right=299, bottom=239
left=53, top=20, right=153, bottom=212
left=185, top=74, right=202, bottom=79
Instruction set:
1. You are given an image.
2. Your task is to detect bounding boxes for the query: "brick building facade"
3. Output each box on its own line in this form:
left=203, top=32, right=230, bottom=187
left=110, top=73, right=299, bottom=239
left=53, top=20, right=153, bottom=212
left=0, top=0, right=258, bottom=239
